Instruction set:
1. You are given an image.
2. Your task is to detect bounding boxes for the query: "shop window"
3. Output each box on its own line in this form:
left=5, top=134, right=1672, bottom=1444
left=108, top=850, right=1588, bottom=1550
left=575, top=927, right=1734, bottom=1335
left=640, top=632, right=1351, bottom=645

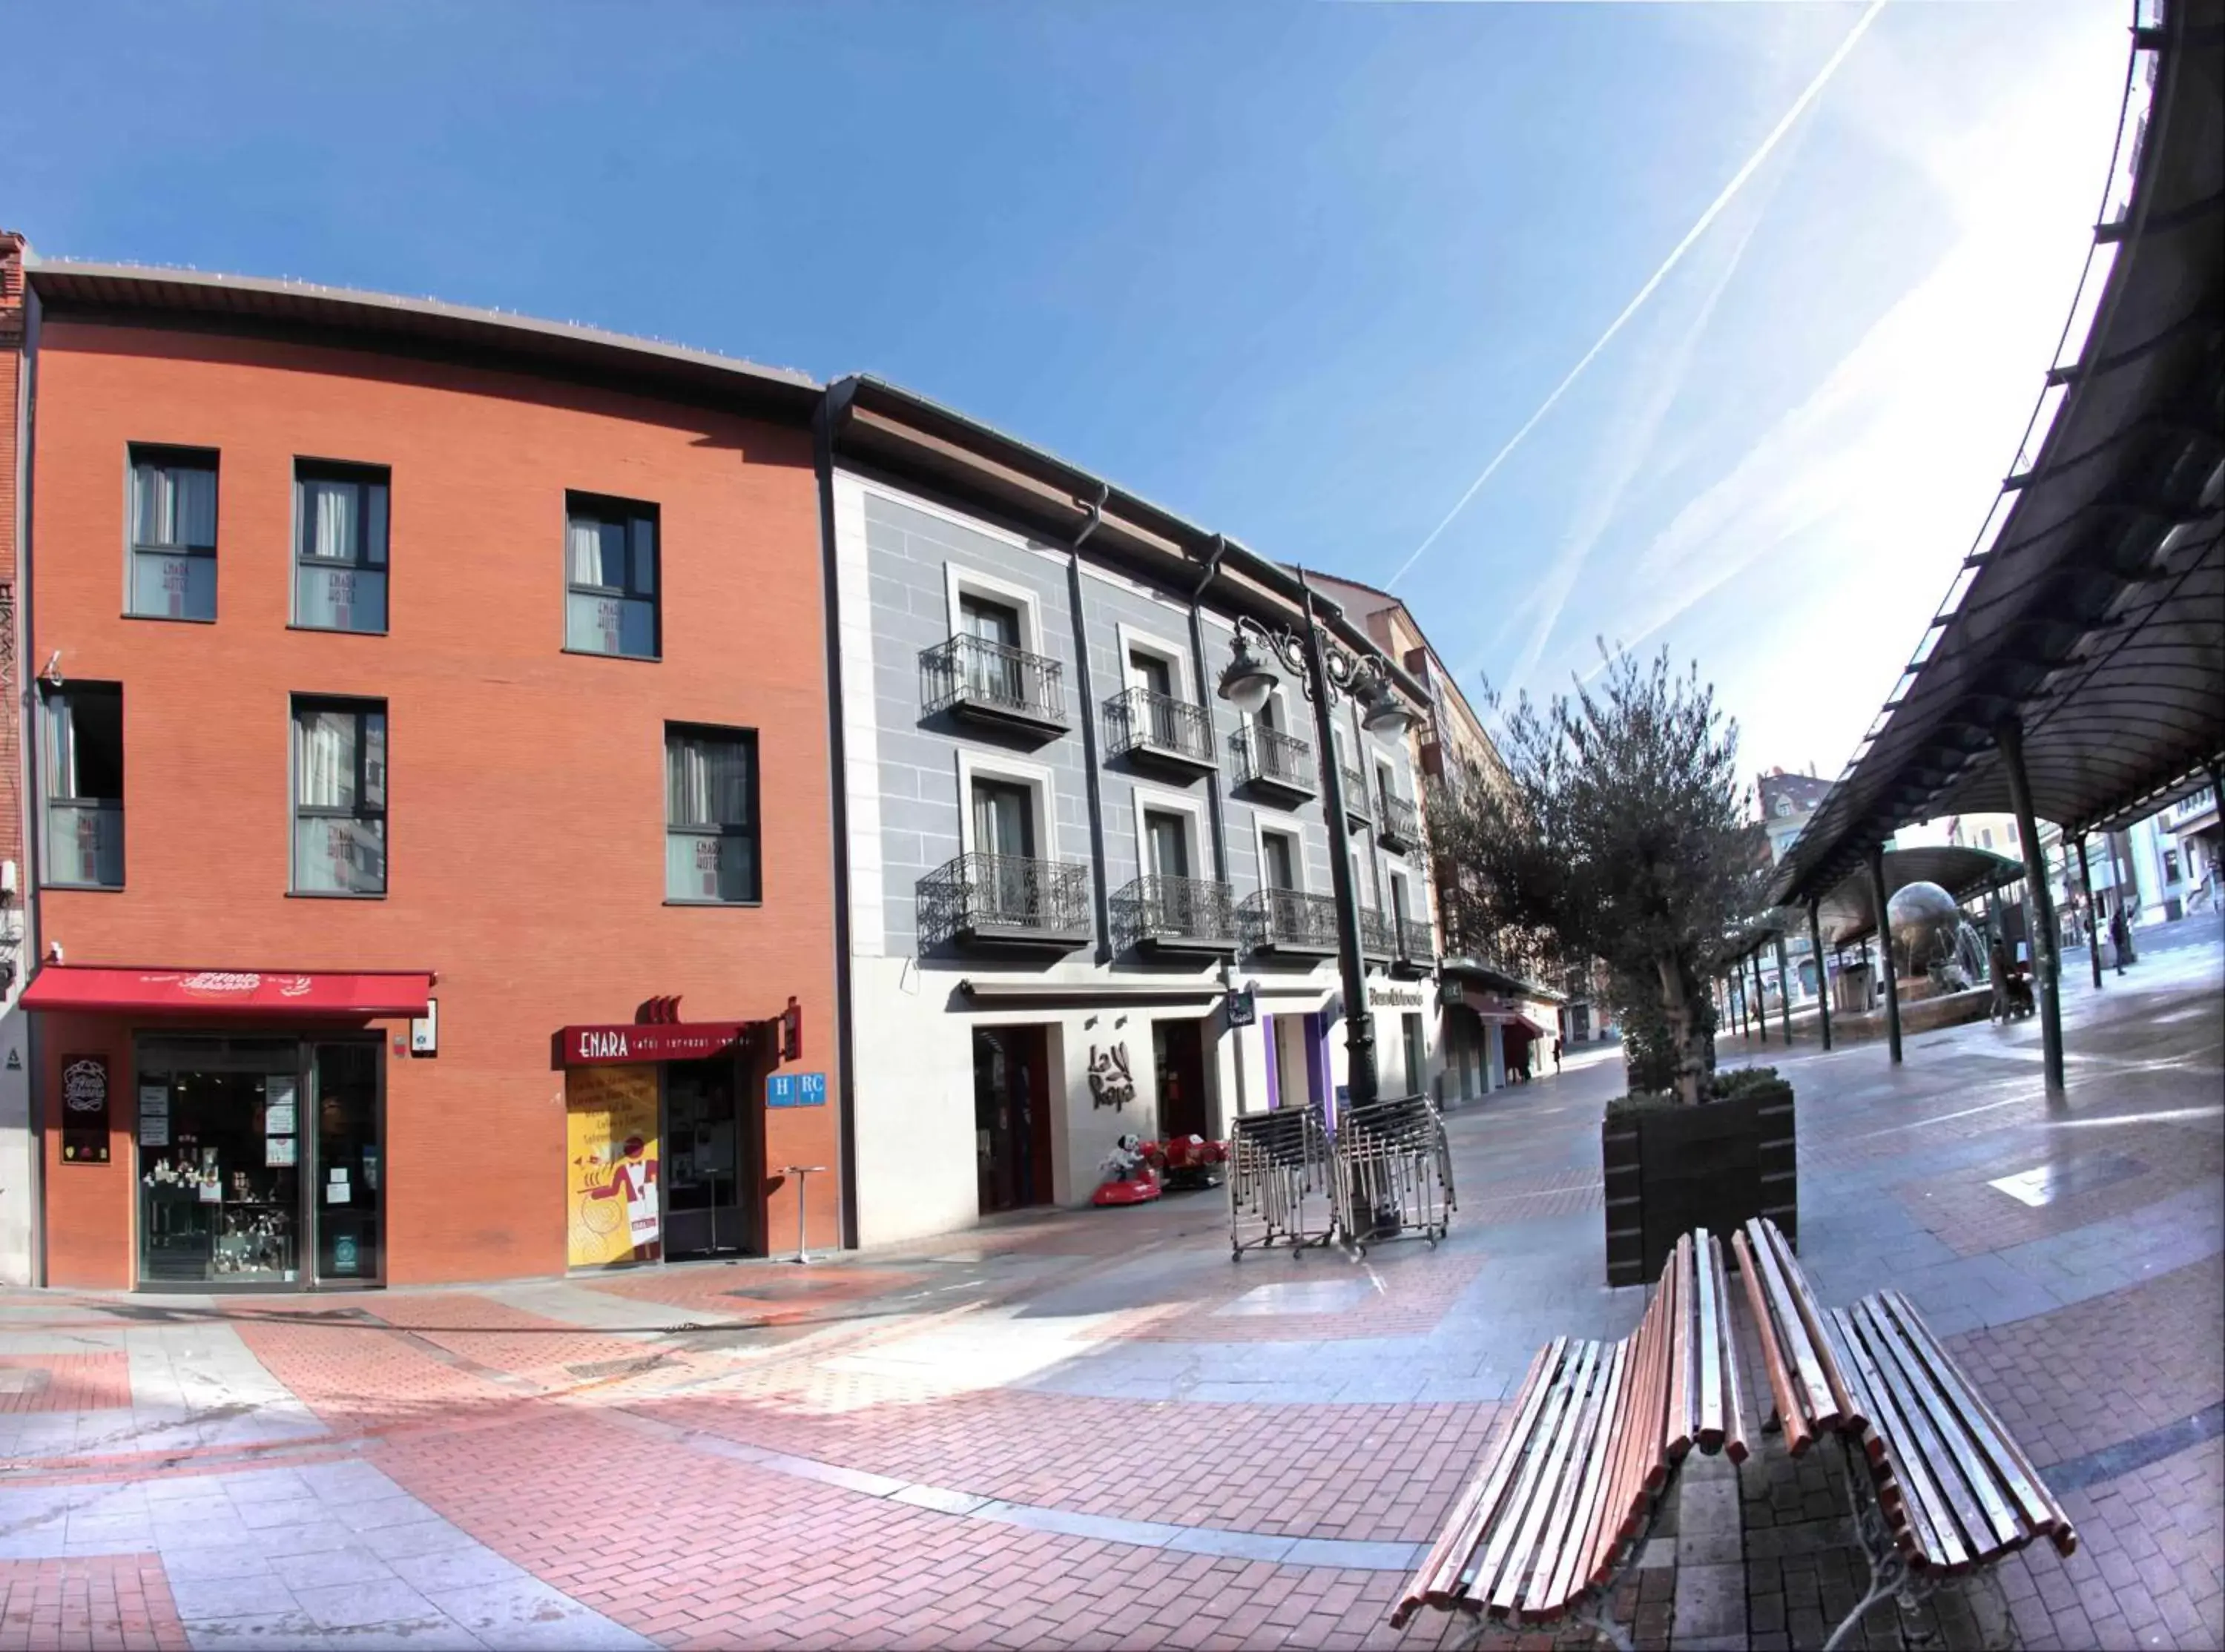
left=41, top=683, right=125, bottom=889
left=295, top=460, right=389, bottom=634
left=292, top=698, right=387, bottom=896
left=666, top=724, right=758, bottom=903
left=566, top=493, right=659, bottom=658
left=128, top=446, right=219, bottom=621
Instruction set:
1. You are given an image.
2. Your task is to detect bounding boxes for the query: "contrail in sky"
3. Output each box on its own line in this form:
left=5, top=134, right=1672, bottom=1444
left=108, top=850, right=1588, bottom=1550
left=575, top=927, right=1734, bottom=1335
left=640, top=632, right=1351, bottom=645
left=1386, top=0, right=1889, bottom=590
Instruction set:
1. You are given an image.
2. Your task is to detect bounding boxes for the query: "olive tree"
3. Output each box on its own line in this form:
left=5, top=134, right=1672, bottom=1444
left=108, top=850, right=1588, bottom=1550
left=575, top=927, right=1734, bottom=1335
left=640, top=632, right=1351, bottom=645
left=1430, top=646, right=1767, bottom=1104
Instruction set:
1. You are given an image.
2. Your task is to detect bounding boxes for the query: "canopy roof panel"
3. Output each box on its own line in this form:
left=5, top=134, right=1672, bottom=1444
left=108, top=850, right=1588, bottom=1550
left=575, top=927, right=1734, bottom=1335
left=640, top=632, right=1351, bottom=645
left=1772, top=0, right=2225, bottom=908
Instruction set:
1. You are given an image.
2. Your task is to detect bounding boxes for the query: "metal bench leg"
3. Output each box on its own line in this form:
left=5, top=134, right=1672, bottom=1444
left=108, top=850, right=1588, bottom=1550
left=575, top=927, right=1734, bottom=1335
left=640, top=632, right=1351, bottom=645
left=1822, top=1435, right=1939, bottom=1652
left=1567, top=1591, right=1637, bottom=1652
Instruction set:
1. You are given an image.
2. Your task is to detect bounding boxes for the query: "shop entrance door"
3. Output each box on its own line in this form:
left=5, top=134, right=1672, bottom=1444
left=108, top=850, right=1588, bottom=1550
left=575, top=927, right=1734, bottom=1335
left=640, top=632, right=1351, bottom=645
left=1152, top=1019, right=1210, bottom=1140
left=973, top=1025, right=1052, bottom=1215
left=310, top=1043, right=383, bottom=1285
left=664, top=1054, right=762, bottom=1260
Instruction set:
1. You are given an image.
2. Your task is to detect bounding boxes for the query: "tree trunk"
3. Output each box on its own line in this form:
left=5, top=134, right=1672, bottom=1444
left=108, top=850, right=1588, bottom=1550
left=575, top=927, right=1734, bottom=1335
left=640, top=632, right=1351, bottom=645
left=1656, top=956, right=1710, bottom=1106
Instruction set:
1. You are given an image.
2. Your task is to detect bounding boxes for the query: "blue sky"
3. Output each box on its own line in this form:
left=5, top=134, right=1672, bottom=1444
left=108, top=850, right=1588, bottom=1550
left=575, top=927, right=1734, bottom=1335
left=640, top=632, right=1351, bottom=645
left=8, top=1, right=2135, bottom=788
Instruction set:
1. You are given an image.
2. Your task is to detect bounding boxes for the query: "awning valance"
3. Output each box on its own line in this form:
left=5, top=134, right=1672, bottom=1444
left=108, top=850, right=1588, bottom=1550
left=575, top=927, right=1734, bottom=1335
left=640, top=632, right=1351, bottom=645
left=23, top=966, right=433, bottom=1017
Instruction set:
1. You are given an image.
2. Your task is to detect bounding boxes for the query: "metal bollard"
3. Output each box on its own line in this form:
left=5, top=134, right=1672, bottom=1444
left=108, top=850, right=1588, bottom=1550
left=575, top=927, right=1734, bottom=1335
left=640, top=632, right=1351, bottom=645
left=782, top=1164, right=825, bottom=1264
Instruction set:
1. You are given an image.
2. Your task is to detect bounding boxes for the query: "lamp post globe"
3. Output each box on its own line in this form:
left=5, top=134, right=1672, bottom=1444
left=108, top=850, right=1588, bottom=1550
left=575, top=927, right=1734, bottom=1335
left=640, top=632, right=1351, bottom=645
left=1217, top=632, right=1279, bottom=716
left=1360, top=677, right=1415, bottom=737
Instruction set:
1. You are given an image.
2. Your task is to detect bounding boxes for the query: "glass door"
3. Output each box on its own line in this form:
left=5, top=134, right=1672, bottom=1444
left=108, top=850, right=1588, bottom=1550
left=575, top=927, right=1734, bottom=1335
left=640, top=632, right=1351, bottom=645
left=664, top=1055, right=759, bottom=1259
left=310, top=1042, right=383, bottom=1284
left=136, top=1038, right=303, bottom=1289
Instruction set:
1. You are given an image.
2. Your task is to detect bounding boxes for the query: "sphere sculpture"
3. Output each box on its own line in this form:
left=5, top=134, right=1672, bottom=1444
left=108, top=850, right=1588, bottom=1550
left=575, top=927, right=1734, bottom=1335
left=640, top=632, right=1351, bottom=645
left=1887, top=881, right=1965, bottom=977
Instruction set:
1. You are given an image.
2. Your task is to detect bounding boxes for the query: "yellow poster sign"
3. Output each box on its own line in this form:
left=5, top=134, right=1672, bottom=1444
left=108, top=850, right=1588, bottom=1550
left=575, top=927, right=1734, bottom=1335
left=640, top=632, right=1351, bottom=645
left=565, top=1065, right=661, bottom=1268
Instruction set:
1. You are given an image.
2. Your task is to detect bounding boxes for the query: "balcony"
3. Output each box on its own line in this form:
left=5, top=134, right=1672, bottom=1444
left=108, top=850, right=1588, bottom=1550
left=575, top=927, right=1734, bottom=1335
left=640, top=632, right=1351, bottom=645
left=1339, top=765, right=1371, bottom=827
left=1240, top=888, right=1340, bottom=959
left=1359, top=906, right=1396, bottom=962
left=1104, top=687, right=1216, bottom=774
left=1229, top=727, right=1316, bottom=804
left=1378, top=790, right=1421, bottom=854
left=1394, top=916, right=1437, bottom=979
left=917, top=853, right=1092, bottom=952
left=1114, top=875, right=1240, bottom=958
left=920, top=635, right=1068, bottom=739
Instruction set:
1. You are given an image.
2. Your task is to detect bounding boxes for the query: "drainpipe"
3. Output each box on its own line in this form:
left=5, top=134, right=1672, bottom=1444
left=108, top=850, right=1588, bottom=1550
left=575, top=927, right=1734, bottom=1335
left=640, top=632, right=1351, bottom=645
left=811, top=380, right=861, bottom=1249
left=1065, top=485, right=1115, bottom=964
left=1186, top=536, right=1232, bottom=885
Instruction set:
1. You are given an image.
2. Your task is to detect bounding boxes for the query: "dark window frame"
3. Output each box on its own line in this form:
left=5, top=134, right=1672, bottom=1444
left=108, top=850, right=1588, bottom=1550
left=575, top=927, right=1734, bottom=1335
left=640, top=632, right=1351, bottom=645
left=290, top=696, right=389, bottom=899
left=665, top=721, right=761, bottom=906
left=564, top=491, right=662, bottom=661
left=39, top=681, right=126, bottom=891
left=293, top=458, right=392, bottom=636
left=125, top=443, right=220, bottom=623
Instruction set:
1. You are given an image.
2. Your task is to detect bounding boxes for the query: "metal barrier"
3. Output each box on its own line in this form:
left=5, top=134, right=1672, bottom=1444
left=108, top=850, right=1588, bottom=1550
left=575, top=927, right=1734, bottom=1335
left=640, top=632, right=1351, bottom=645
left=1331, top=1094, right=1454, bottom=1257
left=1227, top=1102, right=1335, bottom=1259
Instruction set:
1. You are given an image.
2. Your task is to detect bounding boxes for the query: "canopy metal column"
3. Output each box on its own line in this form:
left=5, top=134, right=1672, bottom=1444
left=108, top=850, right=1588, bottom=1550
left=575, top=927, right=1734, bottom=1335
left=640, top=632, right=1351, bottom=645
left=1998, top=716, right=2066, bottom=1096
left=1807, top=899, right=1832, bottom=1051
left=1750, top=951, right=1770, bottom=1045
left=1775, top=935, right=1792, bottom=1044
left=2075, top=831, right=2103, bottom=990
left=1868, top=845, right=1902, bottom=1065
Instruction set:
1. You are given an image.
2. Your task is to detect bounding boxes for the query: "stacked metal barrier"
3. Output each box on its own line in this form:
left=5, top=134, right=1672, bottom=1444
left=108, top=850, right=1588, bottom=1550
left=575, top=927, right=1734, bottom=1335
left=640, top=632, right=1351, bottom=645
left=1227, top=1101, right=1335, bottom=1258
left=1331, top=1093, right=1454, bottom=1256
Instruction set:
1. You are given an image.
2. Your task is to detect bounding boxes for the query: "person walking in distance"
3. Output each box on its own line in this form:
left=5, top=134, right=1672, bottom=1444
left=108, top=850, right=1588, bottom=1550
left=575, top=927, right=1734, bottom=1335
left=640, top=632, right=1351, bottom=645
left=1552, top=1037, right=1563, bottom=1074
left=1988, top=934, right=2011, bottom=1023
left=2109, top=904, right=2132, bottom=976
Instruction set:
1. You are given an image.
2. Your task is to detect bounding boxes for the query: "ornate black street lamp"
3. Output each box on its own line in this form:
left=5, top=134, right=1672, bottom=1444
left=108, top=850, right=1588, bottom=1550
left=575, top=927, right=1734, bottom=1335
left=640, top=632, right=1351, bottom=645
left=1217, top=570, right=1412, bottom=1111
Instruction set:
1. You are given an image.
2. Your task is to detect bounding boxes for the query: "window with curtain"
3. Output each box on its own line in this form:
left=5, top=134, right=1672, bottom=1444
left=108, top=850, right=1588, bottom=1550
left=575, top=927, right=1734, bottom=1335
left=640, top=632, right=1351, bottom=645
left=295, top=462, right=390, bottom=633
left=40, top=684, right=125, bottom=888
left=566, top=495, right=659, bottom=658
left=292, top=699, right=387, bottom=896
left=666, top=725, right=757, bottom=902
left=128, top=448, right=219, bottom=621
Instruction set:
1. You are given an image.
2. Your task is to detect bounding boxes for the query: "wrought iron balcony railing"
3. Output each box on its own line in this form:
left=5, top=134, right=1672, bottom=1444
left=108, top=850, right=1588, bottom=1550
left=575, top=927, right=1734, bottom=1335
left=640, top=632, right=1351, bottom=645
left=1359, top=905, right=1396, bottom=959
left=1397, top=916, right=1437, bottom=968
left=1114, top=874, right=1240, bottom=955
left=1104, top=687, right=1214, bottom=770
left=1229, top=726, right=1315, bottom=799
left=1240, top=887, right=1341, bottom=956
left=920, top=634, right=1068, bottom=733
left=1378, top=790, right=1421, bottom=853
left=917, top=852, right=1092, bottom=950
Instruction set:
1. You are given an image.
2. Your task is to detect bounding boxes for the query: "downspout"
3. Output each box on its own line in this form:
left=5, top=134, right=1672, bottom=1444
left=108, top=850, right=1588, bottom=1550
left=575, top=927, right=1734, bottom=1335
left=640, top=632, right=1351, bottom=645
left=812, top=380, right=861, bottom=1250
left=1186, top=535, right=1232, bottom=885
left=1065, top=484, right=1115, bottom=963
left=13, top=275, right=42, bottom=1287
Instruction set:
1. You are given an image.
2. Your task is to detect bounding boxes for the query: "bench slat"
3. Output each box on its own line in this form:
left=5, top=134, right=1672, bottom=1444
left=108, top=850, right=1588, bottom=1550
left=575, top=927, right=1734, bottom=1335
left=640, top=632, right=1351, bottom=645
left=1882, top=1291, right=2074, bottom=1555
left=1761, top=1217, right=1865, bottom=1433
left=1492, top=1341, right=1606, bottom=1616
left=1708, top=1234, right=1750, bottom=1464
left=1732, top=1226, right=1813, bottom=1456
left=1578, top=1282, right=1656, bottom=1589
left=1839, top=1303, right=1947, bottom=1564
left=1664, top=1234, right=1696, bottom=1462
left=1541, top=1339, right=1630, bottom=1613
left=1744, top=1217, right=1839, bottom=1430
left=1822, top=1306, right=1892, bottom=1470
left=1849, top=1298, right=1972, bottom=1570
left=1400, top=1338, right=1563, bottom=1625
left=1862, top=1301, right=2026, bottom=1556
left=1463, top=1346, right=1589, bottom=1606
left=1694, top=1226, right=1724, bottom=1450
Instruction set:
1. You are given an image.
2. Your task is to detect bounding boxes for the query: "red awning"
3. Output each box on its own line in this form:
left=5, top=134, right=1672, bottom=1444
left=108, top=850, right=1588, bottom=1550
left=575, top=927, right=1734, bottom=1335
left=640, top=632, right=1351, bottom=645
left=22, top=967, right=433, bottom=1017
left=1470, top=1008, right=1552, bottom=1039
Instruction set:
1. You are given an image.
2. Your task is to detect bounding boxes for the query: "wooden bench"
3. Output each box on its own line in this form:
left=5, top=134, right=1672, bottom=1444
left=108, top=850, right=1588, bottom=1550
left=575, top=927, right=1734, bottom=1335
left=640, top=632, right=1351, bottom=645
left=1391, top=1229, right=1749, bottom=1651
left=1733, top=1215, right=2077, bottom=1651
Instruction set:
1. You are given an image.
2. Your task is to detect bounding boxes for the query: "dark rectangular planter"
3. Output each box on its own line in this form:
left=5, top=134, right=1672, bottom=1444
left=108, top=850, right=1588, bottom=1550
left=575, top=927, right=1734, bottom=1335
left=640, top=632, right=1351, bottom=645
left=1603, top=1081, right=1797, bottom=1287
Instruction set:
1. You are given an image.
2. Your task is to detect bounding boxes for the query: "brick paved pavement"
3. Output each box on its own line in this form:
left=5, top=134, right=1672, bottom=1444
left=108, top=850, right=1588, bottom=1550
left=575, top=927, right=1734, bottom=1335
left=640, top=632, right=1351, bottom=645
left=0, top=924, right=2217, bottom=1649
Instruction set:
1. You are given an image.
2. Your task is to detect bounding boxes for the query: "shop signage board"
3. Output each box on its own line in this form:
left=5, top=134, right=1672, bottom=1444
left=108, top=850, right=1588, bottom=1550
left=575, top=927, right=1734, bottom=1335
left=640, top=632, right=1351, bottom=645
left=559, top=1021, right=750, bottom=1066
left=767, top=1072, right=827, bottom=1109
left=1225, top=989, right=1257, bottom=1028
left=564, top=1064, right=662, bottom=1267
left=62, top=1055, right=111, bottom=1163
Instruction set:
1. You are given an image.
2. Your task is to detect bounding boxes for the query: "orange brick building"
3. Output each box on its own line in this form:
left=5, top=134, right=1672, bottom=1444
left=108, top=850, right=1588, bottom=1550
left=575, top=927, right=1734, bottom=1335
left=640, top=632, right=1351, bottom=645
left=6, top=251, right=843, bottom=1289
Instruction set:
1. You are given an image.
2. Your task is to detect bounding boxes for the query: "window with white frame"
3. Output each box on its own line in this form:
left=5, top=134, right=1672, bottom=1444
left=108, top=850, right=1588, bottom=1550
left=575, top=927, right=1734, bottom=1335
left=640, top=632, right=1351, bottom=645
left=296, top=460, right=390, bottom=634
left=1259, top=826, right=1299, bottom=892
left=128, top=447, right=218, bottom=621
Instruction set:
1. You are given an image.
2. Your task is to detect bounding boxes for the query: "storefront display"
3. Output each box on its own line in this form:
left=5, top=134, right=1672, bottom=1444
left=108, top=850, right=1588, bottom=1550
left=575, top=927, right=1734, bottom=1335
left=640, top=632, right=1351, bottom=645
left=566, top=1064, right=663, bottom=1267
left=134, top=1037, right=383, bottom=1289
